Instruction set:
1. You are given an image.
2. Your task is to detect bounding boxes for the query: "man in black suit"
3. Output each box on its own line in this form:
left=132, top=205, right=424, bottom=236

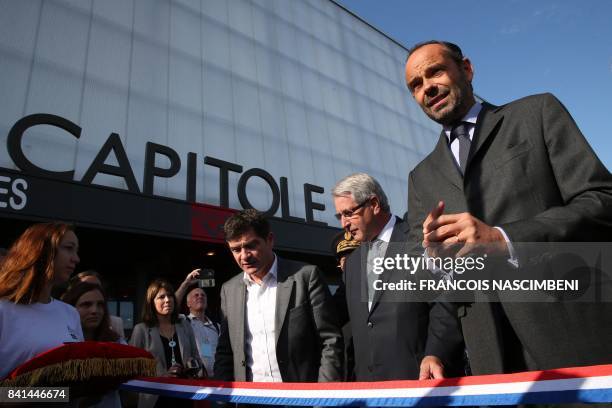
left=332, top=173, right=464, bottom=381
left=404, top=40, right=612, bottom=374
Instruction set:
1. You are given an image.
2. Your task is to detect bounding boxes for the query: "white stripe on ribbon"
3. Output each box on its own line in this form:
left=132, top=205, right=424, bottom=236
left=119, top=368, right=612, bottom=406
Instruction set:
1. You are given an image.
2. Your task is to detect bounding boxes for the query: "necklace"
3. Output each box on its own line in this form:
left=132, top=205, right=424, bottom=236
left=160, top=325, right=177, bottom=366
left=168, top=333, right=177, bottom=366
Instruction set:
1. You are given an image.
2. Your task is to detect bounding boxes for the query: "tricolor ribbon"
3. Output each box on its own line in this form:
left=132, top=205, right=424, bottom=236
left=120, top=364, right=612, bottom=406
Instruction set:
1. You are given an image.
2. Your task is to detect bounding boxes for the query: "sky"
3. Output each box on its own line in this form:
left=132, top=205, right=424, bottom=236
left=338, top=0, right=612, bottom=171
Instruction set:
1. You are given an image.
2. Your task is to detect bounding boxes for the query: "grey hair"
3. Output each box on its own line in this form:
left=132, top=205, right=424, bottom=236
left=332, top=173, right=390, bottom=213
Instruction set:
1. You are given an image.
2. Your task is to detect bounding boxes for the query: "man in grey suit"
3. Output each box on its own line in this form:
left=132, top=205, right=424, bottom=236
left=332, top=173, right=464, bottom=381
left=404, top=40, right=612, bottom=374
left=213, top=209, right=343, bottom=382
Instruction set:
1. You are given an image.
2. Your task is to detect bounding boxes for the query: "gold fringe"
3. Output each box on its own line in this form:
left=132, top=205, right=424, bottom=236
left=0, top=357, right=156, bottom=388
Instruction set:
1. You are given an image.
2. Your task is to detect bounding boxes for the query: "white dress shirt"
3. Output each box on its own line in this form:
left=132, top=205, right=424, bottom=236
left=188, top=313, right=219, bottom=377
left=243, top=255, right=282, bottom=382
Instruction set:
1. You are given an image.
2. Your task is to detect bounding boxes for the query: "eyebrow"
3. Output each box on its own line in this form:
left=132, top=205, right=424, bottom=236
left=425, top=63, right=446, bottom=75
left=228, top=239, right=258, bottom=250
left=407, top=77, right=420, bottom=91
left=407, top=62, right=447, bottom=90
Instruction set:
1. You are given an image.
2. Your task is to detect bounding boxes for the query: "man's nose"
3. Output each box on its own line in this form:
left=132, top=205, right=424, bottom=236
left=424, top=81, right=438, bottom=97
left=341, top=217, right=351, bottom=229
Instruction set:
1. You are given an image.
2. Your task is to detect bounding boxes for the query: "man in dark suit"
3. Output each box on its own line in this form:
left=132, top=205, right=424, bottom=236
left=213, top=209, right=343, bottom=382
left=332, top=173, right=464, bottom=381
left=404, top=40, right=612, bottom=374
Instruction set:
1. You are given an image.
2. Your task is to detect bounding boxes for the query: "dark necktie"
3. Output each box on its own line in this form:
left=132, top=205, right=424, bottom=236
left=450, top=122, right=471, bottom=174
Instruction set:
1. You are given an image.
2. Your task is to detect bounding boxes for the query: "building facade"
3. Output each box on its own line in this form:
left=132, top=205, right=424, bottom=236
left=0, top=0, right=440, bottom=327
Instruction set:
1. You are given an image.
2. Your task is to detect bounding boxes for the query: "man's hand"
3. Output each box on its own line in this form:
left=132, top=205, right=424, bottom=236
left=183, top=269, right=201, bottom=284
left=423, top=201, right=445, bottom=238
left=419, top=355, right=445, bottom=380
left=422, top=201, right=461, bottom=258
left=423, top=208, right=509, bottom=258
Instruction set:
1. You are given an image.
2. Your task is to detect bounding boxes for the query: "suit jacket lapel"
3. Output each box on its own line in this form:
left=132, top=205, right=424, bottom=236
left=228, top=278, right=246, bottom=356
left=466, top=102, right=504, bottom=172
left=431, top=132, right=464, bottom=190
left=175, top=321, right=188, bottom=362
left=356, top=245, right=369, bottom=314
left=149, top=326, right=166, bottom=371
left=275, top=257, right=294, bottom=344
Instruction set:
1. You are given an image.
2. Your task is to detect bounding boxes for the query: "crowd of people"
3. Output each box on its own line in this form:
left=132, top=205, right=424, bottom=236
left=1, top=39, right=612, bottom=408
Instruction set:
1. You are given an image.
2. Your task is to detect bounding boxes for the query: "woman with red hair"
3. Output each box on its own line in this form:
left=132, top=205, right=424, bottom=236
left=0, top=222, right=84, bottom=379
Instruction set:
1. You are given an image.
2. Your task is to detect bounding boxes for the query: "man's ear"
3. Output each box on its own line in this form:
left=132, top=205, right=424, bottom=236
left=462, top=57, right=474, bottom=82
left=267, top=232, right=275, bottom=247
left=371, top=196, right=381, bottom=215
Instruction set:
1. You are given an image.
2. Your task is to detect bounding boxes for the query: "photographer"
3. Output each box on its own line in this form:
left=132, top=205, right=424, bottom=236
left=176, top=269, right=219, bottom=378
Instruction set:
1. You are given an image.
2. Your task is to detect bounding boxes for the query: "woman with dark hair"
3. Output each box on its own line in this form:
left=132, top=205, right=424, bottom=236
left=130, top=279, right=199, bottom=408
left=62, top=281, right=122, bottom=407
left=0, top=222, right=84, bottom=379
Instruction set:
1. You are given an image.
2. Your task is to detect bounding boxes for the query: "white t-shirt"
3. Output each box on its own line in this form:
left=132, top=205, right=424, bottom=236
left=0, top=298, right=84, bottom=379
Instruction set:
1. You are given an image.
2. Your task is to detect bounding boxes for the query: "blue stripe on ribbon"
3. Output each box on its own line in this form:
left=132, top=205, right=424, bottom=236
left=120, top=383, right=612, bottom=406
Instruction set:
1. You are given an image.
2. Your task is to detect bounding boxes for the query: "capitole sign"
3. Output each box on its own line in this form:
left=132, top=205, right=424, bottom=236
left=6, top=113, right=327, bottom=226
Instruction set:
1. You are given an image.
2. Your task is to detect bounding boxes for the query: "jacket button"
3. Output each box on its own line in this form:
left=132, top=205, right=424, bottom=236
left=367, top=321, right=374, bottom=328
left=241, top=360, right=246, bottom=366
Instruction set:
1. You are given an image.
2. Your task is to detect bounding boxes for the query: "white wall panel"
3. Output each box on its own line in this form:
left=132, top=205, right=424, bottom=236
left=171, top=2, right=201, bottom=59
left=229, top=33, right=258, bottom=84
left=251, top=3, right=272, bottom=45
left=201, top=0, right=227, bottom=25
left=202, top=66, right=233, bottom=123
left=201, top=18, right=231, bottom=70
left=0, top=0, right=40, bottom=54
left=169, top=54, right=202, bottom=113
left=93, top=0, right=133, bottom=30
left=133, top=0, right=169, bottom=46
left=227, top=0, right=253, bottom=38
left=254, top=45, right=281, bottom=92
left=275, top=25, right=298, bottom=64
left=168, top=107, right=203, bottom=200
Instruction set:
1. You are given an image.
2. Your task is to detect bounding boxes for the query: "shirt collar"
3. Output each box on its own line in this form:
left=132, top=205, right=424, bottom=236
left=188, top=312, right=211, bottom=324
left=443, top=102, right=482, bottom=140
left=242, top=254, right=278, bottom=287
left=374, top=214, right=396, bottom=243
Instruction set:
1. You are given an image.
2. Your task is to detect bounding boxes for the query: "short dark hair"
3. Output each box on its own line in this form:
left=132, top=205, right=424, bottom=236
left=407, top=40, right=464, bottom=65
left=224, top=209, right=270, bottom=241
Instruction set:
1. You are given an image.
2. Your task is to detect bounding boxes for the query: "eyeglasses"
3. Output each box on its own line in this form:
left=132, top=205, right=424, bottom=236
left=334, top=200, right=369, bottom=220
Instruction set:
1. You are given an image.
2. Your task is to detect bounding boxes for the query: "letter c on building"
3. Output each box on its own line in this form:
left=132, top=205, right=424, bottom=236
left=7, top=113, right=81, bottom=180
